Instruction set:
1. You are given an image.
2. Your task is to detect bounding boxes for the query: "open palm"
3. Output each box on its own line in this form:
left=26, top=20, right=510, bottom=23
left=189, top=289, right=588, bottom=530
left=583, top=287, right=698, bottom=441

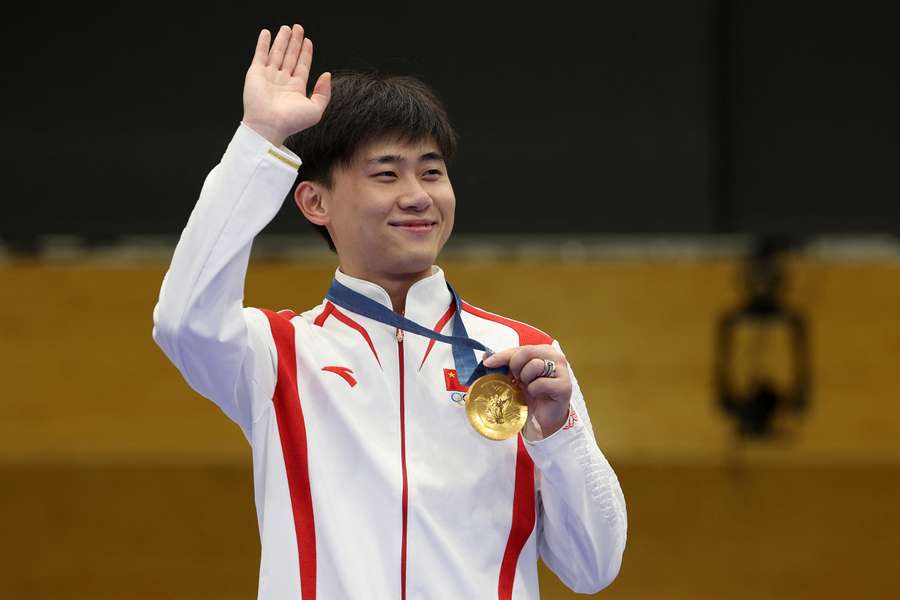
left=242, top=24, right=331, bottom=145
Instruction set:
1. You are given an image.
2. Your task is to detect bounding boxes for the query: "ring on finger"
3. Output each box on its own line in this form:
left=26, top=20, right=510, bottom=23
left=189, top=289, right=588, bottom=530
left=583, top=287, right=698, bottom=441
left=539, top=359, right=557, bottom=378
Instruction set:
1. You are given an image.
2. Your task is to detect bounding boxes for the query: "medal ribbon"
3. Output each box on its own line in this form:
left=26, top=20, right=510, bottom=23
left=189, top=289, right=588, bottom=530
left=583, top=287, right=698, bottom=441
left=325, top=278, right=506, bottom=385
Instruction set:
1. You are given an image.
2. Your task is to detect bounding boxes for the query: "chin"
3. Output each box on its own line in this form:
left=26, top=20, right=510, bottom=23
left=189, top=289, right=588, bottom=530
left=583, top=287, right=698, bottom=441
left=392, top=247, right=439, bottom=275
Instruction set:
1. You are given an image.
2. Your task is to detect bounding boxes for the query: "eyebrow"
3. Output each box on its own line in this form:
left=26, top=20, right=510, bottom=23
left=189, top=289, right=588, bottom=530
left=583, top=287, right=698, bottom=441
left=366, top=152, right=444, bottom=165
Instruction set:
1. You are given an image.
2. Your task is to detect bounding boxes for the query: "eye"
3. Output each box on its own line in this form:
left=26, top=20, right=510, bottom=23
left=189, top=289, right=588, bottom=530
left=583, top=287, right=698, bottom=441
left=375, top=171, right=397, bottom=178
left=424, top=169, right=443, bottom=178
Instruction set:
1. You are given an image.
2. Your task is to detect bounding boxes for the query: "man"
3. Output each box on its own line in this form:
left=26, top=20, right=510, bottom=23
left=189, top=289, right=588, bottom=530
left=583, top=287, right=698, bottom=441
left=153, top=23, right=626, bottom=599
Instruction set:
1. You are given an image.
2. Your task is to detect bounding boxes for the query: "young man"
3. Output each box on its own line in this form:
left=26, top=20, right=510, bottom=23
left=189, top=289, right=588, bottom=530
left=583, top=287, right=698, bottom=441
left=153, top=23, right=626, bottom=599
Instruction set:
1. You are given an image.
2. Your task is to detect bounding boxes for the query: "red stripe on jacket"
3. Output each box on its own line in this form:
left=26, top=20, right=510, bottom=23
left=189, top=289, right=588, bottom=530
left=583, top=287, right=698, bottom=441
left=262, top=309, right=317, bottom=599
left=461, top=301, right=553, bottom=347
left=398, top=337, right=409, bottom=600
left=419, top=301, right=457, bottom=370
left=498, top=436, right=538, bottom=599
left=314, top=301, right=382, bottom=367
left=461, top=301, right=553, bottom=599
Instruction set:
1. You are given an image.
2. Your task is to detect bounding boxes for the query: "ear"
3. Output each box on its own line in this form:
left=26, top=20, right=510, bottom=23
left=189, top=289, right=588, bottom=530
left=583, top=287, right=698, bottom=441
left=294, top=181, right=330, bottom=226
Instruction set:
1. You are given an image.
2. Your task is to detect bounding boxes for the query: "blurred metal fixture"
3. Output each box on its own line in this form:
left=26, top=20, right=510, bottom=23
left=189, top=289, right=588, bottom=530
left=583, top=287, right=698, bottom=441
left=714, top=235, right=810, bottom=438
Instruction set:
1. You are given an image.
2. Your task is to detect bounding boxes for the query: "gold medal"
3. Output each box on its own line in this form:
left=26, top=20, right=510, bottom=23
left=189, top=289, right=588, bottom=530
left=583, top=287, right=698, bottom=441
left=465, top=373, right=528, bottom=441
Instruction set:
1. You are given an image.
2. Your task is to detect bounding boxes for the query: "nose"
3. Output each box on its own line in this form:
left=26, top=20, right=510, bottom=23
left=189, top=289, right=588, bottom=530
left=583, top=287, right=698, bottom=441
left=397, top=178, right=433, bottom=212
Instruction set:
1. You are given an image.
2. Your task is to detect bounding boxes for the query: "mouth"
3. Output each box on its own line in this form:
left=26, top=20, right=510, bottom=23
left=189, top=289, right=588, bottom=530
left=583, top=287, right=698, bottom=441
left=389, top=220, right=437, bottom=234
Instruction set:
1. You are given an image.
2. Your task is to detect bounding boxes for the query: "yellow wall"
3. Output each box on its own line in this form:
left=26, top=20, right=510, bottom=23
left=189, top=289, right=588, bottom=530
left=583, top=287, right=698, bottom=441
left=2, top=257, right=899, bottom=598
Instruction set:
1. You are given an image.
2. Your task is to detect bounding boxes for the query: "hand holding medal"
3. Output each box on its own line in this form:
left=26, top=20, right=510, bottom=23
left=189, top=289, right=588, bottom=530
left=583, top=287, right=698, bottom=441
left=479, top=346, right=572, bottom=440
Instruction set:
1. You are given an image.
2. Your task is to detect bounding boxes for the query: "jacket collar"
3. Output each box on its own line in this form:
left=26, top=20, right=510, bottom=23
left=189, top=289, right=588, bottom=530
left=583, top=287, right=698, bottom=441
left=332, top=265, right=454, bottom=330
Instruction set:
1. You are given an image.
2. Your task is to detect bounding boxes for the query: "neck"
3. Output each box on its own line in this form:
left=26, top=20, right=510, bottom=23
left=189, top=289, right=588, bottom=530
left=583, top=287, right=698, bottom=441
left=339, top=265, right=434, bottom=314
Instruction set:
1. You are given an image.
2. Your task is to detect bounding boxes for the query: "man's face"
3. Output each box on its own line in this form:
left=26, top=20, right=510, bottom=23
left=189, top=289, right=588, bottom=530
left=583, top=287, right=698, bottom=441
left=323, top=135, right=455, bottom=281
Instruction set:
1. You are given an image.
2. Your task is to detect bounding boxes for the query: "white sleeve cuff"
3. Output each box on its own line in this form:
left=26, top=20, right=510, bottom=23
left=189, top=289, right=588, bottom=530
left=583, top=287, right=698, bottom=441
left=236, top=121, right=303, bottom=171
left=522, top=406, right=584, bottom=458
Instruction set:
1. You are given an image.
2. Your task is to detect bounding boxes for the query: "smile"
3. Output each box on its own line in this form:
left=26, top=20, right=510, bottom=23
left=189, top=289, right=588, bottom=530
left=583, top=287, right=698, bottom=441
left=390, top=221, right=436, bottom=234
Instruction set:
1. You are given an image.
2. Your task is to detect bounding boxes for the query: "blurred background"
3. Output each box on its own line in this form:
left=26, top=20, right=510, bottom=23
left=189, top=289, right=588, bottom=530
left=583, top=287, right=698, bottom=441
left=2, top=1, right=899, bottom=598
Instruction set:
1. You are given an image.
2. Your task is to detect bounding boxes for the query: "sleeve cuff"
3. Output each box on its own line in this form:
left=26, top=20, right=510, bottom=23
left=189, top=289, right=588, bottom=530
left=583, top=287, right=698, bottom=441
left=235, top=121, right=303, bottom=171
left=522, top=406, right=584, bottom=456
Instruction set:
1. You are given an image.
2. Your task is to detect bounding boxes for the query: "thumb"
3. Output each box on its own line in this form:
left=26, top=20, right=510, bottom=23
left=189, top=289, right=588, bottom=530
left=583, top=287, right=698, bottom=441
left=482, top=349, right=512, bottom=367
left=310, top=72, right=332, bottom=112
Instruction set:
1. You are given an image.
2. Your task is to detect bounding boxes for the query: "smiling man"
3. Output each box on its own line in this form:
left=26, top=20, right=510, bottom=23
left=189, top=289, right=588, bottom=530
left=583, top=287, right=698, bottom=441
left=152, top=23, right=626, bottom=599
left=295, top=133, right=456, bottom=310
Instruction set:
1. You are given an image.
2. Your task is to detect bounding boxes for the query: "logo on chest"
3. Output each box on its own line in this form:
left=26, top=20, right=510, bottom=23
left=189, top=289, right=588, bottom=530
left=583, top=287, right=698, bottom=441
left=444, top=368, right=469, bottom=406
left=322, top=365, right=357, bottom=387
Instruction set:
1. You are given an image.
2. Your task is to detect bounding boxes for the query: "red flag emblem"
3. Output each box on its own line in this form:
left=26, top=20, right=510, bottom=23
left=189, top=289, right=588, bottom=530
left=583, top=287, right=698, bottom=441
left=443, top=368, right=469, bottom=392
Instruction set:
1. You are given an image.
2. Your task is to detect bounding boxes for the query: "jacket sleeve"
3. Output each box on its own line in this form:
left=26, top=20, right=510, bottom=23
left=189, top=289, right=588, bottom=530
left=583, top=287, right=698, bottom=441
left=151, top=122, right=303, bottom=440
left=523, top=341, right=628, bottom=594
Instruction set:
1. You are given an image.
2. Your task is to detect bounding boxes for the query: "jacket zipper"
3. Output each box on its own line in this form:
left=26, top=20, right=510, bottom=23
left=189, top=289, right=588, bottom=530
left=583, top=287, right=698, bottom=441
left=397, top=327, right=408, bottom=600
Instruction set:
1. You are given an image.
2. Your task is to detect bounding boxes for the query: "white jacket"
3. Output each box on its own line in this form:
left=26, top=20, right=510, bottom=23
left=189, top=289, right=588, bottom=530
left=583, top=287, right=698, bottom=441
left=152, top=123, right=627, bottom=599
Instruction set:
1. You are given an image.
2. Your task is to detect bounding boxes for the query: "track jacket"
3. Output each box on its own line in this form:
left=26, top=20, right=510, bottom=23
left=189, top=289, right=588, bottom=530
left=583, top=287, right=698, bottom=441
left=152, top=122, right=627, bottom=599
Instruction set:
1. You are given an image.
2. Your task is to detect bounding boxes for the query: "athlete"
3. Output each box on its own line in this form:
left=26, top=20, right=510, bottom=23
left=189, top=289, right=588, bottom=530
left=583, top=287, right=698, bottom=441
left=152, top=23, right=626, bottom=599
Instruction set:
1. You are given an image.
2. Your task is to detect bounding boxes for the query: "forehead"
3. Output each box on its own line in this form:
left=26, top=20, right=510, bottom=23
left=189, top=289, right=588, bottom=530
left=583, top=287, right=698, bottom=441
left=352, top=134, right=442, bottom=165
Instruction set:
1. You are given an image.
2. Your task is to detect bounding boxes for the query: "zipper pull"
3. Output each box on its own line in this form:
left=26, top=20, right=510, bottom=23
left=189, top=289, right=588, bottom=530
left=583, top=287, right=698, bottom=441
left=395, top=328, right=404, bottom=343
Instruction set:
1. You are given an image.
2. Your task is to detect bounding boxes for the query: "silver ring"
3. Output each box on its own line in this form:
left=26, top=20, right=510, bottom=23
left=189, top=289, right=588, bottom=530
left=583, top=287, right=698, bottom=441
left=540, top=359, right=557, bottom=378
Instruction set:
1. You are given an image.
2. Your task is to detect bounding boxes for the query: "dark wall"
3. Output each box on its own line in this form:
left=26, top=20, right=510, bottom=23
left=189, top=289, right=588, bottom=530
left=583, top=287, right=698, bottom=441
left=725, top=2, right=900, bottom=233
left=4, top=1, right=898, bottom=244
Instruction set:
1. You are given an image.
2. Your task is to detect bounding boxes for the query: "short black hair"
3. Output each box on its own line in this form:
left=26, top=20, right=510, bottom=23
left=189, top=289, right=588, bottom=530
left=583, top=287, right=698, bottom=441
left=285, top=69, right=458, bottom=251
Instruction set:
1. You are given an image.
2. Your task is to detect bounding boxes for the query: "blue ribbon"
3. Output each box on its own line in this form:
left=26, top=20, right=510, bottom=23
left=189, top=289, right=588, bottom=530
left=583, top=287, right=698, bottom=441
left=325, top=279, right=507, bottom=386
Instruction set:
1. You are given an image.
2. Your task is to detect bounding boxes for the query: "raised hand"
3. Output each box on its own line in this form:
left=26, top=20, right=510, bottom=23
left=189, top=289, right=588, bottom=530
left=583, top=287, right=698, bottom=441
left=242, top=24, right=332, bottom=146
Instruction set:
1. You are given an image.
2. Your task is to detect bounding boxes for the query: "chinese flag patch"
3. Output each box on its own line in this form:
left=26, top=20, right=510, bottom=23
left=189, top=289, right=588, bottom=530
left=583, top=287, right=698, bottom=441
left=443, top=368, right=469, bottom=392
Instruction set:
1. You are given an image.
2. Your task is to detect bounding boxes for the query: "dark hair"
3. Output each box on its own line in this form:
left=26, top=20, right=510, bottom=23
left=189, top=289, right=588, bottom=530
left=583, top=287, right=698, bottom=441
left=285, top=70, right=458, bottom=251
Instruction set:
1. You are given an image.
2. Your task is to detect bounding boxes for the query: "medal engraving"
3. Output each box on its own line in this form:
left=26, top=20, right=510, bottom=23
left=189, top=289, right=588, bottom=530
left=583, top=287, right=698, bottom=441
left=485, top=387, right=511, bottom=424
left=465, top=373, right=528, bottom=440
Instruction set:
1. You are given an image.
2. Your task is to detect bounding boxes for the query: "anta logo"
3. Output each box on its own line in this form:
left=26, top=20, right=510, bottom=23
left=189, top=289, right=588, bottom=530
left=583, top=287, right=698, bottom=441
left=444, top=368, right=468, bottom=406
left=322, top=366, right=357, bottom=387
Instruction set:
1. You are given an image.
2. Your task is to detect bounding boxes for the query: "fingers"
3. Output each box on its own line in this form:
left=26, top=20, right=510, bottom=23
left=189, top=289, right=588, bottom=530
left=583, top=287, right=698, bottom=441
left=267, top=25, right=292, bottom=70
left=282, top=25, right=305, bottom=75
left=481, top=347, right=516, bottom=368
left=481, top=345, right=573, bottom=408
left=481, top=345, right=567, bottom=385
left=524, top=375, right=571, bottom=402
left=519, top=357, right=567, bottom=386
left=252, top=29, right=270, bottom=66
left=507, top=345, right=566, bottom=384
left=260, top=25, right=319, bottom=85
left=292, top=37, right=313, bottom=79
